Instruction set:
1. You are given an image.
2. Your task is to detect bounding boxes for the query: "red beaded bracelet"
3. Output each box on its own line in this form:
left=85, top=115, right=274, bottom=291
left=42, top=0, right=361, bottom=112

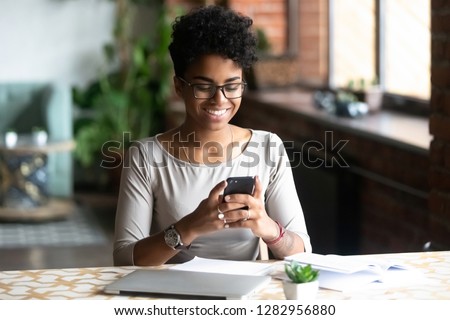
left=263, top=221, right=285, bottom=245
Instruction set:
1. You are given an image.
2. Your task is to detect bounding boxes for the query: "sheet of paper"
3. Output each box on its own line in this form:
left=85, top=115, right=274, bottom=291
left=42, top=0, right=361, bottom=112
left=285, top=253, right=411, bottom=274
left=317, top=270, right=382, bottom=291
left=285, top=253, right=373, bottom=274
left=170, top=256, right=276, bottom=276
left=317, top=267, right=427, bottom=292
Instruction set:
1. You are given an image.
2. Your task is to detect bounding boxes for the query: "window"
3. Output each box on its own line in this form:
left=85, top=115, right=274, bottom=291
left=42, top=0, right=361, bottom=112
left=330, top=0, right=430, bottom=102
left=384, top=0, right=430, bottom=100
left=331, top=0, right=377, bottom=90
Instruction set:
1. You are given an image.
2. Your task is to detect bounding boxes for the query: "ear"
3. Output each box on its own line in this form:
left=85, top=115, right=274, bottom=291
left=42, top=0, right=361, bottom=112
left=174, top=76, right=183, bottom=98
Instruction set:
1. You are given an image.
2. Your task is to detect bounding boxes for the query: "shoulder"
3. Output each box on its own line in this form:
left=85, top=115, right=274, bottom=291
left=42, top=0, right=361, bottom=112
left=238, top=129, right=286, bottom=162
left=249, top=129, right=284, bottom=146
left=156, top=127, right=179, bottom=145
left=248, top=130, right=289, bottom=166
left=128, top=135, right=159, bottom=153
left=124, top=134, right=164, bottom=166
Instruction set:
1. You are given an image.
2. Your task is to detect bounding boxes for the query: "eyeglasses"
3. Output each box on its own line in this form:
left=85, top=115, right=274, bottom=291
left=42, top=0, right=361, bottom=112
left=177, top=77, right=247, bottom=99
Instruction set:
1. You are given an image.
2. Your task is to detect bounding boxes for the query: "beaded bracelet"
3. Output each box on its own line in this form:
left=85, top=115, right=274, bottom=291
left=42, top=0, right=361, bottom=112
left=263, top=221, right=285, bottom=245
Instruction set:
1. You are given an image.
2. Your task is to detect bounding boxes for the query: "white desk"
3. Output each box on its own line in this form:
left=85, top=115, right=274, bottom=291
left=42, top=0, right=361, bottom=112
left=0, top=251, right=449, bottom=299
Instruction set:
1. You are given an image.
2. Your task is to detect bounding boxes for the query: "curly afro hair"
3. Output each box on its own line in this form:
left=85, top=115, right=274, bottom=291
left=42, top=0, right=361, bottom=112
left=169, top=5, right=258, bottom=77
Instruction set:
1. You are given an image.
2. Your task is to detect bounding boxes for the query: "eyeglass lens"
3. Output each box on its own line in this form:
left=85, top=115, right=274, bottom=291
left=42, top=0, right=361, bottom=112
left=193, top=83, right=246, bottom=99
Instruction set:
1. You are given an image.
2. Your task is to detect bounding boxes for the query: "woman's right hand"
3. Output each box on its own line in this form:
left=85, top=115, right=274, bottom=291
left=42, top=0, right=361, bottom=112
left=175, top=180, right=229, bottom=245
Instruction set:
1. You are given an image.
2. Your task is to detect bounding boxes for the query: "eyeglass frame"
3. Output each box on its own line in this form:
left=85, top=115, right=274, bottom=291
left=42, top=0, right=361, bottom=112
left=177, top=76, right=247, bottom=100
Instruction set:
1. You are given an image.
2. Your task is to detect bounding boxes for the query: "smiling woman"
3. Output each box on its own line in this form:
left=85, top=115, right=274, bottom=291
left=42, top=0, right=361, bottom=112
left=113, top=5, right=312, bottom=267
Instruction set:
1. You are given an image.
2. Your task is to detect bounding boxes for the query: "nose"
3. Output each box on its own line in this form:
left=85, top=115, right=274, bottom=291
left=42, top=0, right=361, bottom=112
left=211, top=86, right=228, bottom=104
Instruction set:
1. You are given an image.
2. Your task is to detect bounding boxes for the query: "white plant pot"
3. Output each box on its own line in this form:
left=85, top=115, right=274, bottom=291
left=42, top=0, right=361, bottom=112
left=283, top=280, right=319, bottom=300
left=5, top=131, right=18, bottom=148
left=32, top=130, right=48, bottom=146
left=364, top=86, right=383, bottom=113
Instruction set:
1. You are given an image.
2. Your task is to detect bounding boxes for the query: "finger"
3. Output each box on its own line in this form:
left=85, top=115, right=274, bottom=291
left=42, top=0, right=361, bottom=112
left=225, top=217, right=251, bottom=229
left=222, top=208, right=249, bottom=223
left=221, top=202, right=249, bottom=212
left=252, top=175, right=263, bottom=199
left=223, top=192, right=250, bottom=206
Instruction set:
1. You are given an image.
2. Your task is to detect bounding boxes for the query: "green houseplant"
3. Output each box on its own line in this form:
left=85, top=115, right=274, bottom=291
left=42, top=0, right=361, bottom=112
left=283, top=261, right=320, bottom=300
left=73, top=0, right=173, bottom=168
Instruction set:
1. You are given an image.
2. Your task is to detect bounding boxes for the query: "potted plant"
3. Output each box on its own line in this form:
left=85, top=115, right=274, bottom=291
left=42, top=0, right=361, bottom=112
left=348, top=78, right=383, bottom=113
left=72, top=0, right=173, bottom=169
left=283, top=261, right=320, bottom=300
left=335, top=90, right=369, bottom=117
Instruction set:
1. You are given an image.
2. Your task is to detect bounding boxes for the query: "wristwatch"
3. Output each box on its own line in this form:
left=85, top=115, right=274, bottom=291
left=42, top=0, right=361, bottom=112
left=164, top=224, right=189, bottom=250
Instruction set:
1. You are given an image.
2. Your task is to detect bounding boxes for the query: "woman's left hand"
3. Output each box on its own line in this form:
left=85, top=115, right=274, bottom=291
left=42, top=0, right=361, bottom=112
left=220, top=176, right=279, bottom=240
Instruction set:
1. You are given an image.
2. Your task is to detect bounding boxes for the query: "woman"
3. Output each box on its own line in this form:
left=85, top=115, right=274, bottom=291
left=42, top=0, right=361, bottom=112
left=113, top=5, right=311, bottom=266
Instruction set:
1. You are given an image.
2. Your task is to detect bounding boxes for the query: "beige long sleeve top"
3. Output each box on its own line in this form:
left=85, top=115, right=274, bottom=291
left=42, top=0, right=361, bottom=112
left=113, top=130, right=311, bottom=265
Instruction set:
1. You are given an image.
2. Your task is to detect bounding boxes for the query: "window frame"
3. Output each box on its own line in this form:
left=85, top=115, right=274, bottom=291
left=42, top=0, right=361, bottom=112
left=328, top=0, right=430, bottom=116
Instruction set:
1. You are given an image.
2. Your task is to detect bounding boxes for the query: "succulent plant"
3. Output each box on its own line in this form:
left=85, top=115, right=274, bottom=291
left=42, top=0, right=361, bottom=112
left=284, top=261, right=319, bottom=284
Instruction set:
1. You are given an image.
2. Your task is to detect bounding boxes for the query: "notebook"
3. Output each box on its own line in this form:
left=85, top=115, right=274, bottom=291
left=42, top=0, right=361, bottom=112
left=104, top=269, right=272, bottom=300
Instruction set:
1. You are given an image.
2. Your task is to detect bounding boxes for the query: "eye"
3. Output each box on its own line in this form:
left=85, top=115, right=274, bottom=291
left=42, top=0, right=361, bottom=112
left=224, top=83, right=241, bottom=91
left=195, top=84, right=214, bottom=92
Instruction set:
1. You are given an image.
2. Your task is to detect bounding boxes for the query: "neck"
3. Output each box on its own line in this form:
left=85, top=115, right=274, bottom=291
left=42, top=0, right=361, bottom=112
left=180, top=124, right=232, bottom=145
left=178, top=124, right=235, bottom=164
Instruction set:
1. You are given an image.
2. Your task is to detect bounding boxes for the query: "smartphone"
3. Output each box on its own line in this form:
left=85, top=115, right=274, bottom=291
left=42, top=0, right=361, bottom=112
left=223, top=176, right=255, bottom=197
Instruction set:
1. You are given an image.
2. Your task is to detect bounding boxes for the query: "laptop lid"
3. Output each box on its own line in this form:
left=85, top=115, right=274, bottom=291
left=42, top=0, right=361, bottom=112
left=104, top=269, right=272, bottom=300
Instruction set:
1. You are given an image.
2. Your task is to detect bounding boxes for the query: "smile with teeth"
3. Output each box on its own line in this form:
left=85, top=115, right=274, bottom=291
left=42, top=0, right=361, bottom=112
left=205, top=108, right=228, bottom=116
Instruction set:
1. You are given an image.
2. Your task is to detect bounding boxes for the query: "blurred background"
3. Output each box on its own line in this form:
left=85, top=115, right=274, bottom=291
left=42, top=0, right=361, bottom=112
left=0, top=0, right=448, bottom=271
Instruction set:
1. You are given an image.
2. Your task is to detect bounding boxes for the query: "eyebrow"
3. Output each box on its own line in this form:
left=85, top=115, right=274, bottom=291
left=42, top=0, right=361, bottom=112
left=192, top=76, right=242, bottom=83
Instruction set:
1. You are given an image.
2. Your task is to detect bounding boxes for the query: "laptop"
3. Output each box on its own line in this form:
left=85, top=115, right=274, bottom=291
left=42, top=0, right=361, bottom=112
left=104, top=269, right=272, bottom=300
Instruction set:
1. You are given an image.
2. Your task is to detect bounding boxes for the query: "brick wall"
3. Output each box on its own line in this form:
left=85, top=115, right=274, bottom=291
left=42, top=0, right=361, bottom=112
left=429, top=0, right=450, bottom=250
left=229, top=0, right=286, bottom=56
left=297, top=0, right=328, bottom=86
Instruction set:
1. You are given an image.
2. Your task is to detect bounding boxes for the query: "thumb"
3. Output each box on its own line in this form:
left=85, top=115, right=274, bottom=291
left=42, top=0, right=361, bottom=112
left=252, top=175, right=263, bottom=199
left=209, top=179, right=227, bottom=202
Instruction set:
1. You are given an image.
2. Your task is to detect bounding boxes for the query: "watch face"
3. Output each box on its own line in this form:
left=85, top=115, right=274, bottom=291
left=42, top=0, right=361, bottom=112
left=164, top=228, right=180, bottom=248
